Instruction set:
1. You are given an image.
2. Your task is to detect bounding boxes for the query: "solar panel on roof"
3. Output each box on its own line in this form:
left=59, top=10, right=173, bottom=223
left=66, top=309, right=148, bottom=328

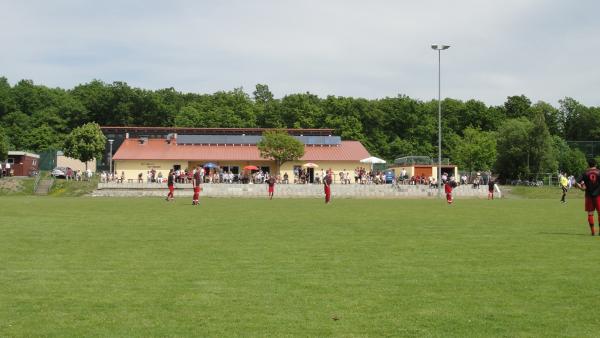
left=176, top=134, right=341, bottom=145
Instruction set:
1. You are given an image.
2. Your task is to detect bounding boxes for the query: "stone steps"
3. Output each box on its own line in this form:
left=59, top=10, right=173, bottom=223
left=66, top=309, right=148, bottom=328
left=35, top=179, right=54, bottom=195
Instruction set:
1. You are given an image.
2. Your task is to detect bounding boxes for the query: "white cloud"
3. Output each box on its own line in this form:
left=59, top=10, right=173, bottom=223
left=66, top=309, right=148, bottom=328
left=0, top=0, right=598, bottom=106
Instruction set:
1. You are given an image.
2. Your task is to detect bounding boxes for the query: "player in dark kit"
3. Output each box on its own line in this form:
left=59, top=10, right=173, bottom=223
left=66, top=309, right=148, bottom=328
left=166, top=169, right=175, bottom=201
left=488, top=177, right=495, bottom=200
left=324, top=170, right=332, bottom=203
left=192, top=166, right=202, bottom=206
left=266, top=175, right=276, bottom=200
left=576, top=158, right=600, bottom=235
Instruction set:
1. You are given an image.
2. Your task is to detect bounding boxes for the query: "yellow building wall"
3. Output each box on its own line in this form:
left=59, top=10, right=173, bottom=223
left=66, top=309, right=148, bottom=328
left=57, top=155, right=96, bottom=172
left=114, top=160, right=278, bottom=181
left=115, top=159, right=369, bottom=183
left=114, top=160, right=187, bottom=181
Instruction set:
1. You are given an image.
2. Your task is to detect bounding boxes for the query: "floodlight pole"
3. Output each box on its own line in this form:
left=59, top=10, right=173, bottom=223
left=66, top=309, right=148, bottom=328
left=431, top=44, right=450, bottom=198
left=108, top=139, right=114, bottom=175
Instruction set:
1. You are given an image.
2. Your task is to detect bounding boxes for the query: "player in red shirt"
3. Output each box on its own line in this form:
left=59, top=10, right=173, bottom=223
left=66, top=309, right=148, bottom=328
left=192, top=166, right=202, bottom=206
left=576, top=158, right=600, bottom=235
left=266, top=175, right=276, bottom=200
left=166, top=169, right=175, bottom=201
left=324, top=169, right=332, bottom=203
left=444, top=180, right=453, bottom=204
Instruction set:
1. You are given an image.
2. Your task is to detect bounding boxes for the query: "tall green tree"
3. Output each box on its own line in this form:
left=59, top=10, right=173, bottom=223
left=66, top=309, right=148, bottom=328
left=553, top=136, right=587, bottom=176
left=1, top=111, right=31, bottom=150
left=63, top=122, right=107, bottom=170
left=0, top=127, right=8, bottom=161
left=449, top=127, right=497, bottom=174
left=504, top=95, right=532, bottom=119
left=0, top=77, right=16, bottom=119
left=531, top=101, right=562, bottom=136
left=495, top=116, right=556, bottom=179
left=23, top=124, right=62, bottom=152
left=257, top=129, right=304, bottom=174
left=254, top=84, right=283, bottom=128
left=495, top=118, right=535, bottom=178
left=527, top=110, right=557, bottom=174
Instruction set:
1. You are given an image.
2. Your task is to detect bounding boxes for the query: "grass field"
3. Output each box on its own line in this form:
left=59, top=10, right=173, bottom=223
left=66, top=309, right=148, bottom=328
left=1, top=196, right=599, bottom=337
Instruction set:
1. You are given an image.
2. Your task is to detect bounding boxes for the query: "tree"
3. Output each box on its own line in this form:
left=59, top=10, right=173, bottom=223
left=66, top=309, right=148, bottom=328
left=553, top=136, right=587, bottom=176
left=257, top=129, right=304, bottom=174
left=495, top=118, right=534, bottom=179
left=531, top=101, right=562, bottom=136
left=0, top=127, right=8, bottom=161
left=1, top=111, right=31, bottom=150
left=63, top=122, right=107, bottom=170
left=450, top=127, right=497, bottom=174
left=527, top=110, right=557, bottom=174
left=0, top=77, right=16, bottom=119
left=504, top=95, right=532, bottom=119
left=495, top=116, right=556, bottom=179
left=23, top=124, right=62, bottom=152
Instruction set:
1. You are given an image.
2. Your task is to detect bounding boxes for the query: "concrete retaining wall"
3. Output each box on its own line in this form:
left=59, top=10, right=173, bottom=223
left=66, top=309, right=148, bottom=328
left=93, top=182, right=497, bottom=198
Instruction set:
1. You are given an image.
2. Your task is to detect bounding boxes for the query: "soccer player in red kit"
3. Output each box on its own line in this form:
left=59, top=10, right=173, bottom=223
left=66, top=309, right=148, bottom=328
left=192, top=166, right=202, bottom=206
left=444, top=180, right=453, bottom=204
left=266, top=175, right=276, bottom=200
left=324, top=169, right=332, bottom=203
left=576, top=158, right=600, bottom=235
left=166, top=169, right=175, bottom=201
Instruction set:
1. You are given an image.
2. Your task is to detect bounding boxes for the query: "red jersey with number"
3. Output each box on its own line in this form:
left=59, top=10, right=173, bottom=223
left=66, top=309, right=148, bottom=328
left=579, top=168, right=600, bottom=197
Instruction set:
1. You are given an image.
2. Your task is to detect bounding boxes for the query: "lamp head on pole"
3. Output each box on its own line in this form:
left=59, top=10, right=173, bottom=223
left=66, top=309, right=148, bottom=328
left=431, top=44, right=450, bottom=51
left=108, top=139, right=114, bottom=145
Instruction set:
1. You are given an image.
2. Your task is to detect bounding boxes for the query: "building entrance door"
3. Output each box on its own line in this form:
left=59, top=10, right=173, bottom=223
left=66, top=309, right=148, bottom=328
left=307, top=168, right=314, bottom=183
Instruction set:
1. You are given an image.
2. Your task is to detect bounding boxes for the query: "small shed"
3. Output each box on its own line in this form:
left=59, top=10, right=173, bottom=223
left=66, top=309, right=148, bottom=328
left=6, top=151, right=40, bottom=176
left=389, top=156, right=457, bottom=181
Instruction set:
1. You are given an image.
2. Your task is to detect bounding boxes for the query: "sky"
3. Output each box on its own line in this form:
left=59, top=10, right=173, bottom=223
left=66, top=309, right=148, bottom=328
left=1, top=0, right=599, bottom=106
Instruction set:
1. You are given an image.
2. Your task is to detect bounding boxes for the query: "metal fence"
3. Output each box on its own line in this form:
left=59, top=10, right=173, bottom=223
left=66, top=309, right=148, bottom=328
left=38, top=150, right=58, bottom=171
left=567, top=141, right=600, bottom=158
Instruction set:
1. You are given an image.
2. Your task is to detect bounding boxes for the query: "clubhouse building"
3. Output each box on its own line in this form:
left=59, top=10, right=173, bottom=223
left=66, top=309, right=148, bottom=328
left=107, top=127, right=371, bottom=183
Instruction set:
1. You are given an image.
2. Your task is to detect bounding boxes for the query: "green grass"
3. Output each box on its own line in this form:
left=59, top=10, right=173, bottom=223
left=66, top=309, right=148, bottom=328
left=49, top=176, right=100, bottom=197
left=507, top=185, right=584, bottom=199
left=0, top=177, right=35, bottom=196
left=0, top=197, right=598, bottom=337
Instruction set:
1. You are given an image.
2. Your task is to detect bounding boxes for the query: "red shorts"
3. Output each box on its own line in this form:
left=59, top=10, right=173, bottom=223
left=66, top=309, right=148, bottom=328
left=194, top=186, right=200, bottom=194
left=168, top=185, right=174, bottom=193
left=585, top=196, right=600, bottom=212
left=268, top=186, right=274, bottom=193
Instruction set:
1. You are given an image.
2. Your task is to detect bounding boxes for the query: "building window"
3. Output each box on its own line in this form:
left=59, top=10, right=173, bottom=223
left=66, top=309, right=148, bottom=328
left=7, top=158, right=14, bottom=164
left=261, top=166, right=270, bottom=173
left=222, top=166, right=239, bottom=175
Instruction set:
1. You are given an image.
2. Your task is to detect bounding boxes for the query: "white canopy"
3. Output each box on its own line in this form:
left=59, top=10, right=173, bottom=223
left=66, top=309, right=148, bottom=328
left=360, top=156, right=386, bottom=164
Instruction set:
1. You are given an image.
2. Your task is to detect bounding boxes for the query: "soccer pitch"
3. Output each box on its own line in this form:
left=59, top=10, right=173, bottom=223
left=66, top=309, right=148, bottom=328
left=1, top=196, right=598, bottom=337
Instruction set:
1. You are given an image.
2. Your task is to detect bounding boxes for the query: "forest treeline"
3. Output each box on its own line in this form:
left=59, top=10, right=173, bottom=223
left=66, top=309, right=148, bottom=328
left=1, top=77, right=599, bottom=178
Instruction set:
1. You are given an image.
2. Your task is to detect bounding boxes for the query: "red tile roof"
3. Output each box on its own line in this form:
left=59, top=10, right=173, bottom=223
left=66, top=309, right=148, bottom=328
left=113, top=138, right=370, bottom=162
